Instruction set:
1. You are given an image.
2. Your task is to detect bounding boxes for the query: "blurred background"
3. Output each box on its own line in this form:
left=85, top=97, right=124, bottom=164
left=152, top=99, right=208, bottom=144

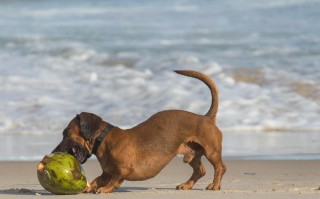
left=0, top=0, right=319, bottom=160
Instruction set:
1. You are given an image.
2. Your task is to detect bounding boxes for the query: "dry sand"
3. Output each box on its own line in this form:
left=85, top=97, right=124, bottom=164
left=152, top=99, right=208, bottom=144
left=0, top=158, right=319, bottom=199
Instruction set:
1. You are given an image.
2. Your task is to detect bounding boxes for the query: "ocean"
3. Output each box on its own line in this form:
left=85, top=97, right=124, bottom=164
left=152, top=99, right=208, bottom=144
left=0, top=0, right=319, bottom=160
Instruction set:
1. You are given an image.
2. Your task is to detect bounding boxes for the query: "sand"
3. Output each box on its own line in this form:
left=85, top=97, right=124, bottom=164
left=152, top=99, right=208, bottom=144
left=0, top=158, right=319, bottom=199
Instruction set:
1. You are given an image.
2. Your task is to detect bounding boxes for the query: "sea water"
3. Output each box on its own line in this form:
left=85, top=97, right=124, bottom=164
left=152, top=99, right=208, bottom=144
left=0, top=0, right=319, bottom=160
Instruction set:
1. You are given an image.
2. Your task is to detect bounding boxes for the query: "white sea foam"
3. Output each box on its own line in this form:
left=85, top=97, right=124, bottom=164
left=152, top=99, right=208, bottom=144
left=0, top=49, right=319, bottom=135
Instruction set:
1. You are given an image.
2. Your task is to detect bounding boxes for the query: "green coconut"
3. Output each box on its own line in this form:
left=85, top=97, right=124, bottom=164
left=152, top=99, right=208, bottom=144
left=37, top=152, right=87, bottom=195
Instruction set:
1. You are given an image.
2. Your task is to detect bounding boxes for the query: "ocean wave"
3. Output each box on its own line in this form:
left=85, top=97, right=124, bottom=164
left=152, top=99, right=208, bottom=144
left=0, top=49, right=319, bottom=135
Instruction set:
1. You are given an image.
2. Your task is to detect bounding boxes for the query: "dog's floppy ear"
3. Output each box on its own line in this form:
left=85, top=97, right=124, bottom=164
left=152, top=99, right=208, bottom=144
left=77, top=112, right=102, bottom=140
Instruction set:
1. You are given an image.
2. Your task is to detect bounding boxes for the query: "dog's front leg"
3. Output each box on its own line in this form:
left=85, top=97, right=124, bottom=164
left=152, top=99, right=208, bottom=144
left=83, top=172, right=109, bottom=193
left=95, top=178, right=124, bottom=194
left=83, top=172, right=123, bottom=194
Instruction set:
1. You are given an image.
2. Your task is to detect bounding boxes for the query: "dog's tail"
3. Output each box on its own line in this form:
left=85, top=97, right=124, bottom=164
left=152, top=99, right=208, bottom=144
left=174, top=70, right=219, bottom=123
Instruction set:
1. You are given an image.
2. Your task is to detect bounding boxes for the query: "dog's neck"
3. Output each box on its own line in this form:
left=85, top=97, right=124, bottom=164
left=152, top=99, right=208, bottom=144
left=92, top=124, right=114, bottom=155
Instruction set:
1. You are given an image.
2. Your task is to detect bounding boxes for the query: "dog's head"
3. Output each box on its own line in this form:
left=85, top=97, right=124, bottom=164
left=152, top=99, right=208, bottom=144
left=52, top=112, right=103, bottom=164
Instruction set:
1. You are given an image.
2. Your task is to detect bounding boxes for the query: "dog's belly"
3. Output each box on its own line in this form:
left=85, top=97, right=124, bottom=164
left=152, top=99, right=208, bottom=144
left=125, top=155, right=175, bottom=181
left=122, top=110, right=207, bottom=181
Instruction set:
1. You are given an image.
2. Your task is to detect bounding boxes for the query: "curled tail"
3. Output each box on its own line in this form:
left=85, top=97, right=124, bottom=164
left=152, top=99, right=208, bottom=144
left=174, top=70, right=219, bottom=123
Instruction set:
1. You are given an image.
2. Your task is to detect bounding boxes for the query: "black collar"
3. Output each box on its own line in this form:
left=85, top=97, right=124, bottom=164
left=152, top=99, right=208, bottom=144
left=92, top=124, right=114, bottom=155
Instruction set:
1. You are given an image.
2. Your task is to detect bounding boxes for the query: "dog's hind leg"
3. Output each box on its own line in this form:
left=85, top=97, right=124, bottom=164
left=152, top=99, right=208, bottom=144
left=176, top=151, right=206, bottom=190
left=205, top=152, right=226, bottom=190
left=203, top=143, right=226, bottom=191
left=196, top=126, right=226, bottom=191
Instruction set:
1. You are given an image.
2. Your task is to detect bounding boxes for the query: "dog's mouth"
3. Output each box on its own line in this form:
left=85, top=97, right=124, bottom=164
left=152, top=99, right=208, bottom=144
left=53, top=144, right=90, bottom=164
left=66, top=145, right=90, bottom=164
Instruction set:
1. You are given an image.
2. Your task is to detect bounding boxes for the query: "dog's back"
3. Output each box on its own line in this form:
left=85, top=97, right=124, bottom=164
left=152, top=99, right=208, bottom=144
left=128, top=70, right=220, bottom=154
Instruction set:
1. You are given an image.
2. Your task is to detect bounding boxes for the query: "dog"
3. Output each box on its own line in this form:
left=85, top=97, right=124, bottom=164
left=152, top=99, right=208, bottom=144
left=51, top=70, right=226, bottom=193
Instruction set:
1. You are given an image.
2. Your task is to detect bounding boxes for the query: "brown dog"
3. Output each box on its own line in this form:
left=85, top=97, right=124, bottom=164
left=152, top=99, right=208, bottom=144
left=52, top=70, right=226, bottom=193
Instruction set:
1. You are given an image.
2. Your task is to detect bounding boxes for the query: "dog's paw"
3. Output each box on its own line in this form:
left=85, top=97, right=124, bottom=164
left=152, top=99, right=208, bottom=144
left=96, top=187, right=114, bottom=194
left=206, top=183, right=220, bottom=191
left=83, top=186, right=94, bottom=194
left=83, top=182, right=95, bottom=193
left=176, top=182, right=193, bottom=190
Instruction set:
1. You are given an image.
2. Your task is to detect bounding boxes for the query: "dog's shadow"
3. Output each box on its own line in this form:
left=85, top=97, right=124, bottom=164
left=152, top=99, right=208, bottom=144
left=0, top=187, right=175, bottom=195
left=117, top=186, right=204, bottom=192
left=116, top=186, right=152, bottom=192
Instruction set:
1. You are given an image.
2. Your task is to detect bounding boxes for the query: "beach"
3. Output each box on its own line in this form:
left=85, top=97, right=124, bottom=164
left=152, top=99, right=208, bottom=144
left=1, top=0, right=319, bottom=198
left=0, top=158, right=319, bottom=199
